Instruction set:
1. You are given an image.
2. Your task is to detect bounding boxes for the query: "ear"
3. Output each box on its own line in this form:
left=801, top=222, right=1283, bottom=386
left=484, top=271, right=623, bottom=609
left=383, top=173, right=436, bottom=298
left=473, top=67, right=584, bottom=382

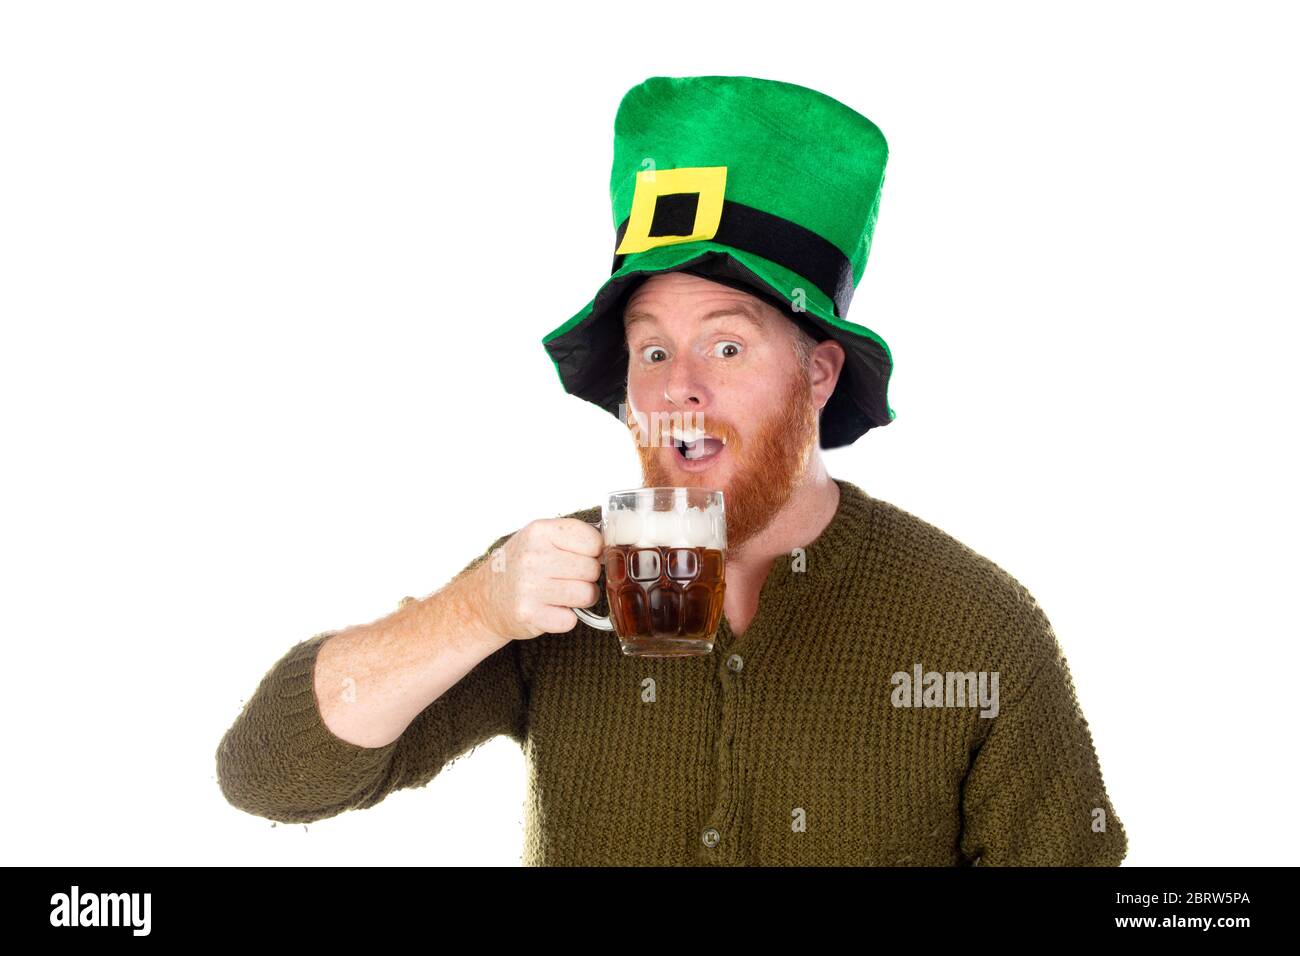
left=810, top=339, right=846, bottom=411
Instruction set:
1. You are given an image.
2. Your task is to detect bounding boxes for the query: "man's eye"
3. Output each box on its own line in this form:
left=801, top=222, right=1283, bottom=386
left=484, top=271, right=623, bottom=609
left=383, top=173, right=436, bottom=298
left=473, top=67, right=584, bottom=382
left=713, top=341, right=741, bottom=358
left=641, top=346, right=668, bottom=363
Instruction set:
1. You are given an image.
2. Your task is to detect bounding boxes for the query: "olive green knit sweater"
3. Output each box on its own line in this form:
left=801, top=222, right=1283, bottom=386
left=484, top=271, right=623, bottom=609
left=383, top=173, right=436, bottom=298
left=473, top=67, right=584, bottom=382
left=215, top=478, right=1127, bottom=866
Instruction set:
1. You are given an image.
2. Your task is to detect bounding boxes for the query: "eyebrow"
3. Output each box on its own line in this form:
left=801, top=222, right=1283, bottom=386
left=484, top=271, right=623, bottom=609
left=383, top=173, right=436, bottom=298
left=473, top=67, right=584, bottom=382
left=623, top=305, right=766, bottom=332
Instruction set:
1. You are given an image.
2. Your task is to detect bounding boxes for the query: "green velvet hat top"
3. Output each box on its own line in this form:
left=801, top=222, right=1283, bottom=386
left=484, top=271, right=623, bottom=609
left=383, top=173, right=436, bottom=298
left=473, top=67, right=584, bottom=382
left=542, top=74, right=896, bottom=449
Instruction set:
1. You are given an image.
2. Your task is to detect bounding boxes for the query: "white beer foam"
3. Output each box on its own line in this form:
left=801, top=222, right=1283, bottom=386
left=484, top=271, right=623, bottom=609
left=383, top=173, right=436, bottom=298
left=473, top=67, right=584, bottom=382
left=607, top=503, right=724, bottom=549
left=609, top=509, right=642, bottom=545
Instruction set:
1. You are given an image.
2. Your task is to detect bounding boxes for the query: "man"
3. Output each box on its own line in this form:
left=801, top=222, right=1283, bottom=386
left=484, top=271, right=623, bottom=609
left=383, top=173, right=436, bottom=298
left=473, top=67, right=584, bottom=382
left=216, top=75, right=1127, bottom=866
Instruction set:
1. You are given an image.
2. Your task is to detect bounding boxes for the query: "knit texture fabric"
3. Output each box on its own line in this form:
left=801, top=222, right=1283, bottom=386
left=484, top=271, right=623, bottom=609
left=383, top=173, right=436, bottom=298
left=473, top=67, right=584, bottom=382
left=215, top=478, right=1127, bottom=866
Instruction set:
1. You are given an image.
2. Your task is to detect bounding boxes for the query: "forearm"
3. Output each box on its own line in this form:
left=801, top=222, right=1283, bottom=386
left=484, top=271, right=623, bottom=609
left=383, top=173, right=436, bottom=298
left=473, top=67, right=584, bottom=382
left=313, top=562, right=509, bottom=748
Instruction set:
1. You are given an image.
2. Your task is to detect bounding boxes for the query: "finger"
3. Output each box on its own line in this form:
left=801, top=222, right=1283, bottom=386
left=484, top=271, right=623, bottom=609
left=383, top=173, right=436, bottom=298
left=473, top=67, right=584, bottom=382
left=542, top=550, right=602, bottom=583
left=544, top=518, right=605, bottom=558
left=540, top=578, right=601, bottom=610
left=534, top=605, right=579, bottom=634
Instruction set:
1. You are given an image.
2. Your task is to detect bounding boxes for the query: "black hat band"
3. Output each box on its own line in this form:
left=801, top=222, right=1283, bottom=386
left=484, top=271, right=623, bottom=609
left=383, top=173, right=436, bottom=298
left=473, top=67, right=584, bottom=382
left=611, top=198, right=855, bottom=318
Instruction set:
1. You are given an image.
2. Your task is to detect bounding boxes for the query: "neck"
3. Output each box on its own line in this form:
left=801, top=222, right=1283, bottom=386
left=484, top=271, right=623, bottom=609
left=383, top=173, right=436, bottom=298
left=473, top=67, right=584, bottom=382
left=727, top=450, right=840, bottom=575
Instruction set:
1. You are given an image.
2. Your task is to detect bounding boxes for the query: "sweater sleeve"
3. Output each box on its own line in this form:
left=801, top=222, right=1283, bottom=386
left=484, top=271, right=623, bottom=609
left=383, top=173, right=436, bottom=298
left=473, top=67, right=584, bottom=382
left=215, top=530, right=524, bottom=824
left=957, top=608, right=1128, bottom=866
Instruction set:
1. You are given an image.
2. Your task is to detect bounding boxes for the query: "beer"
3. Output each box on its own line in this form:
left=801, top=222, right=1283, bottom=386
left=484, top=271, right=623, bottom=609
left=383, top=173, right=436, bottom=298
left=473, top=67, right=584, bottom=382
left=604, top=544, right=726, bottom=656
left=572, top=487, right=727, bottom=657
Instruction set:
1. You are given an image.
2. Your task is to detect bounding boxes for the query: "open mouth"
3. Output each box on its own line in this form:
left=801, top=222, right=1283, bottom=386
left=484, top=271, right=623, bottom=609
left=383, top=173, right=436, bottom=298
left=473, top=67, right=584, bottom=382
left=673, top=433, right=727, bottom=462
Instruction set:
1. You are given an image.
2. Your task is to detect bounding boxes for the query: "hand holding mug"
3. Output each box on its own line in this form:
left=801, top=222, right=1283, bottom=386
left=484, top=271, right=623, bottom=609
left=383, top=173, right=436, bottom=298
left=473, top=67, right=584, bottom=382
left=474, top=518, right=604, bottom=640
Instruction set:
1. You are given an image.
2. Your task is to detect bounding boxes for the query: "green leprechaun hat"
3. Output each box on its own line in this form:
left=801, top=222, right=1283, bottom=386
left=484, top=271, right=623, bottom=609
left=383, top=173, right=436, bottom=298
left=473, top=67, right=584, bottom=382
left=541, top=74, right=895, bottom=449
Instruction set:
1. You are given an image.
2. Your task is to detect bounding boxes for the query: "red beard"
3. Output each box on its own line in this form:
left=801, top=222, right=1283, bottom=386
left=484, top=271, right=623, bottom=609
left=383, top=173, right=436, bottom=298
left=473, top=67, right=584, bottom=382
left=627, top=361, right=819, bottom=551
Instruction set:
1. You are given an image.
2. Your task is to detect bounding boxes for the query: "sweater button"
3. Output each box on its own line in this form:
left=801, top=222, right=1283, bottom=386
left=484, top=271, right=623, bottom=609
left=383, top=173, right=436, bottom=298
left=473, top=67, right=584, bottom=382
left=726, top=653, right=744, bottom=673
left=701, top=827, right=720, bottom=848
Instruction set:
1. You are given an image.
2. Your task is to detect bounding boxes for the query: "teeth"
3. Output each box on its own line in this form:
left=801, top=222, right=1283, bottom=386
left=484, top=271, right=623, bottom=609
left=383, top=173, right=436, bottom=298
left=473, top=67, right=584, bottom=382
left=670, top=427, right=726, bottom=446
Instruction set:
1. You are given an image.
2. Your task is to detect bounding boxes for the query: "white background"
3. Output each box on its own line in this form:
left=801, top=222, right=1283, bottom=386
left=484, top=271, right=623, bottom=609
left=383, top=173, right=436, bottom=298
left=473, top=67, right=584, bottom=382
left=2, top=0, right=1295, bottom=866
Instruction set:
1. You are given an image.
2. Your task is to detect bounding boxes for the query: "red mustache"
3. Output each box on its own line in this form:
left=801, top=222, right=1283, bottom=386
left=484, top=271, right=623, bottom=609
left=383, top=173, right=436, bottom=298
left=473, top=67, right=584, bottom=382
left=624, top=411, right=742, bottom=456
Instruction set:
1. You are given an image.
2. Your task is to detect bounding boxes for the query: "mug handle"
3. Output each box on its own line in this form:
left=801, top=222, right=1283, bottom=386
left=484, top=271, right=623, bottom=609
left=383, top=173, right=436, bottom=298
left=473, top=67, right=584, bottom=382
left=572, top=519, right=614, bottom=631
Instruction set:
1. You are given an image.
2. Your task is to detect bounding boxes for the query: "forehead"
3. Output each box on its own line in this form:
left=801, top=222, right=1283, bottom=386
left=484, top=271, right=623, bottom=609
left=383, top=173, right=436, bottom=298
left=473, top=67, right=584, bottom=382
left=622, top=274, right=772, bottom=332
left=623, top=302, right=766, bottom=332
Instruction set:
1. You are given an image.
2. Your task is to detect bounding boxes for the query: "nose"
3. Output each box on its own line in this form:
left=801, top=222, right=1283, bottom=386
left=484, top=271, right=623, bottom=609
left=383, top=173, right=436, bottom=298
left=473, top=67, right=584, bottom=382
left=662, top=349, right=710, bottom=410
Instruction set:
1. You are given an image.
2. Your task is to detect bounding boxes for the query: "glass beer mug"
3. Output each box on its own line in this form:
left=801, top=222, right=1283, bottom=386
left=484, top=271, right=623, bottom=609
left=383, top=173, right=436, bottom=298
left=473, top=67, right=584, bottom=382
left=573, top=487, right=726, bottom=657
